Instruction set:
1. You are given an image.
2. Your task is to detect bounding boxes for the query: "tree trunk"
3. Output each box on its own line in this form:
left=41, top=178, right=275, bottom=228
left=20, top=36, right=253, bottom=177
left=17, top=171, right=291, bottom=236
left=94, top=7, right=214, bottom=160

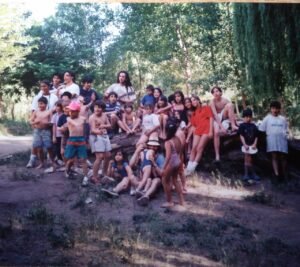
left=176, top=24, right=192, bottom=95
left=241, top=92, right=247, bottom=110
left=0, top=94, right=3, bottom=119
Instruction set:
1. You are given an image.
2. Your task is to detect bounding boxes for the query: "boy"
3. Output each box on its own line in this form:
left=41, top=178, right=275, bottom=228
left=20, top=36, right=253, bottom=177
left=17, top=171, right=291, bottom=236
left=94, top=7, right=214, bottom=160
left=210, top=86, right=238, bottom=163
left=136, top=104, right=160, bottom=149
left=29, top=97, right=55, bottom=170
left=238, top=108, right=260, bottom=184
left=105, top=91, right=129, bottom=134
left=89, top=100, right=112, bottom=184
left=62, top=101, right=89, bottom=183
left=122, top=104, right=141, bottom=134
left=259, top=101, right=288, bottom=182
left=140, top=84, right=156, bottom=109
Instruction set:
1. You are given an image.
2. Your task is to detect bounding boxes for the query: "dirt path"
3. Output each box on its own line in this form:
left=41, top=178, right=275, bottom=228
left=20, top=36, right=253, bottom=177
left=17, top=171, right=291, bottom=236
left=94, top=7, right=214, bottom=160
left=0, top=136, right=32, bottom=158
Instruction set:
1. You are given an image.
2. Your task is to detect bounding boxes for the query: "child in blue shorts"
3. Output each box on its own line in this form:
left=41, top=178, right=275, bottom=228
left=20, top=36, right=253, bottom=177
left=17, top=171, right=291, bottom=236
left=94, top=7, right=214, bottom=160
left=61, top=101, right=88, bottom=183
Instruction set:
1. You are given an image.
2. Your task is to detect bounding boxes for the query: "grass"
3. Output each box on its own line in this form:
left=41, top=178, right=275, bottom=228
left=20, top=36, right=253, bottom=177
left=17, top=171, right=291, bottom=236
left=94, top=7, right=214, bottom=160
left=0, top=118, right=32, bottom=136
left=26, top=203, right=55, bottom=225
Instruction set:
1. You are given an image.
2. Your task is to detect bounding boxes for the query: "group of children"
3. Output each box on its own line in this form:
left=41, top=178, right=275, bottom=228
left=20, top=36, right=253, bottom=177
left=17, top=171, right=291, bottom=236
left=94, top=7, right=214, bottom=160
left=27, top=73, right=289, bottom=208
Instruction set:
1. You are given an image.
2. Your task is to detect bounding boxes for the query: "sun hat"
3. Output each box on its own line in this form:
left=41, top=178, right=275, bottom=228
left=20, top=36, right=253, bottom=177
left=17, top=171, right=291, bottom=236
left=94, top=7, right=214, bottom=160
left=147, top=136, right=160, bottom=147
left=67, top=101, right=81, bottom=111
left=241, top=146, right=258, bottom=154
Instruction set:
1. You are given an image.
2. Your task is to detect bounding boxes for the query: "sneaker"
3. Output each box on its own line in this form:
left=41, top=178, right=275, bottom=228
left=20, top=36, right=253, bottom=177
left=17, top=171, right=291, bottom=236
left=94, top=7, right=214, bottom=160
left=26, top=159, right=35, bottom=168
left=242, top=174, right=251, bottom=181
left=101, top=188, right=119, bottom=197
left=251, top=174, right=261, bottom=182
left=73, top=167, right=83, bottom=175
left=57, top=166, right=66, bottom=172
left=102, top=176, right=115, bottom=183
left=130, top=186, right=136, bottom=196
left=87, top=169, right=93, bottom=178
left=44, top=166, right=55, bottom=173
left=82, top=176, right=89, bottom=186
left=56, top=159, right=64, bottom=166
left=137, top=196, right=149, bottom=206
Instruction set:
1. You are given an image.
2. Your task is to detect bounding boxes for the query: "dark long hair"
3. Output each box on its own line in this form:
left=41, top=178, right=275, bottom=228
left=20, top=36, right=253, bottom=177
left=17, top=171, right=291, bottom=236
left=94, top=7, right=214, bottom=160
left=117, top=71, right=132, bottom=88
left=165, top=116, right=179, bottom=140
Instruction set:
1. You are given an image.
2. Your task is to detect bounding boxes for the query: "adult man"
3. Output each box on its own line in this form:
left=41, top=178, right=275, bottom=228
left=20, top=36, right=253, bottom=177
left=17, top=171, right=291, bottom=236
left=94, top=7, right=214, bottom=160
left=210, top=86, right=238, bottom=162
left=104, top=71, right=136, bottom=106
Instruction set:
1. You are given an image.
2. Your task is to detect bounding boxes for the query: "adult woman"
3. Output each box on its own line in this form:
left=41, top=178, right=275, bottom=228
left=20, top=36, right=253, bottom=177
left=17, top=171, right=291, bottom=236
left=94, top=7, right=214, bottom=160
left=185, top=95, right=213, bottom=175
left=104, top=71, right=136, bottom=106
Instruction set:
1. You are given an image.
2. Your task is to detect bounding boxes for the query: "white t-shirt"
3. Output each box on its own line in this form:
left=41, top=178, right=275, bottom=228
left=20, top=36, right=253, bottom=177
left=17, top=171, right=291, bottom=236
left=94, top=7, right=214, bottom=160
left=31, top=93, right=58, bottom=111
left=60, top=83, right=80, bottom=97
left=259, top=114, right=287, bottom=136
left=105, top=83, right=136, bottom=103
left=142, top=114, right=160, bottom=131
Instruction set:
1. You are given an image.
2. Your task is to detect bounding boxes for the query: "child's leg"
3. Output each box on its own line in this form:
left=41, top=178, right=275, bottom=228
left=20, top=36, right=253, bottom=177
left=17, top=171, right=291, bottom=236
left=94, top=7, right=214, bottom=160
left=161, top=167, right=174, bottom=207
left=224, top=103, right=238, bottom=131
left=36, top=148, right=44, bottom=168
left=136, top=166, right=151, bottom=191
left=179, top=163, right=187, bottom=192
left=93, top=152, right=103, bottom=180
left=280, top=153, right=288, bottom=179
left=117, top=119, right=131, bottom=134
left=79, top=158, right=88, bottom=177
left=136, top=134, right=149, bottom=148
left=271, top=152, right=279, bottom=176
left=189, top=135, right=201, bottom=162
left=213, top=123, right=221, bottom=161
left=113, top=177, right=130, bottom=193
left=47, top=148, right=56, bottom=168
left=144, top=178, right=152, bottom=192
left=194, top=134, right=210, bottom=163
left=144, top=178, right=161, bottom=198
left=132, top=118, right=141, bottom=132
left=172, top=172, right=184, bottom=206
left=243, top=154, right=251, bottom=179
left=102, top=152, right=111, bottom=176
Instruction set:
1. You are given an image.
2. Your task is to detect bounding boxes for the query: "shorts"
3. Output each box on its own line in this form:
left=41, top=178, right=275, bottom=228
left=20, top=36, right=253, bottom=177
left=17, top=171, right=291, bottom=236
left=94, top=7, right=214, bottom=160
left=89, top=134, right=112, bottom=153
left=214, top=110, right=230, bottom=130
left=32, top=128, right=52, bottom=149
left=64, top=136, right=87, bottom=159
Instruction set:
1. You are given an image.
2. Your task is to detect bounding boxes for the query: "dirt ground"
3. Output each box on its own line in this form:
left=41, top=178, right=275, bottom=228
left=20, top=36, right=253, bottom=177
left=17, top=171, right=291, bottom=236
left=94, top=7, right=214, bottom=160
left=0, top=148, right=300, bottom=267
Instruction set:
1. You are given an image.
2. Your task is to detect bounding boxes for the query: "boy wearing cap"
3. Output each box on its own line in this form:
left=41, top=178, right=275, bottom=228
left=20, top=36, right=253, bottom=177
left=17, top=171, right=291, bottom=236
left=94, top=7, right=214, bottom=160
left=238, top=108, right=260, bottom=184
left=63, top=101, right=89, bottom=182
left=89, top=100, right=112, bottom=184
left=29, top=96, right=56, bottom=169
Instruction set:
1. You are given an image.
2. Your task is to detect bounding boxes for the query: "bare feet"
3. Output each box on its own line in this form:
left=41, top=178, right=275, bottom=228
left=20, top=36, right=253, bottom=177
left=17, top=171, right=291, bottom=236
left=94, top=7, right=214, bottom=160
left=91, top=177, right=100, bottom=184
left=161, top=202, right=174, bottom=208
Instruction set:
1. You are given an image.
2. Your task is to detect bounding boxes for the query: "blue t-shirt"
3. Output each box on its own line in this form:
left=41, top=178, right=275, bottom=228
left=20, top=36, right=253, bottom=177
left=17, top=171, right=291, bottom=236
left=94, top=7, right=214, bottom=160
left=112, top=161, right=128, bottom=178
left=141, top=94, right=156, bottom=106
left=80, top=88, right=101, bottom=105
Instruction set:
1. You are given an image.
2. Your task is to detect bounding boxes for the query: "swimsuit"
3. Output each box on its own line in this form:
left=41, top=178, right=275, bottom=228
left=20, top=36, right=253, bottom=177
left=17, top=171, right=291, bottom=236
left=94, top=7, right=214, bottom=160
left=169, top=140, right=181, bottom=169
left=141, top=150, right=152, bottom=169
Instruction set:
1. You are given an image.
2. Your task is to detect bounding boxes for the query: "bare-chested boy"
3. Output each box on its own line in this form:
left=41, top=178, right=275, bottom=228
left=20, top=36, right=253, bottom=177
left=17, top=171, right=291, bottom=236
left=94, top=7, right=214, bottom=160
left=62, top=101, right=89, bottom=183
left=122, top=104, right=141, bottom=134
left=210, top=86, right=238, bottom=162
left=29, top=97, right=55, bottom=169
left=89, top=100, right=112, bottom=184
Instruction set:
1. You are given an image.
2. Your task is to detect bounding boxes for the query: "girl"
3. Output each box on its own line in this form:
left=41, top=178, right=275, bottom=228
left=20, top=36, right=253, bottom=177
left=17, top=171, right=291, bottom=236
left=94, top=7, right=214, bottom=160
left=102, top=150, right=138, bottom=196
left=51, top=100, right=64, bottom=166
left=172, top=90, right=185, bottom=113
left=185, top=95, right=213, bottom=175
left=161, top=118, right=184, bottom=208
left=154, top=87, right=163, bottom=104
left=155, top=95, right=172, bottom=140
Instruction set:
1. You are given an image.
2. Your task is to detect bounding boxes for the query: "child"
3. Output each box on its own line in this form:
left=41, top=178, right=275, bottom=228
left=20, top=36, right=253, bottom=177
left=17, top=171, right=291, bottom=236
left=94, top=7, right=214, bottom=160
left=51, top=100, right=64, bottom=166
left=161, top=119, right=184, bottom=208
left=210, top=86, right=238, bottom=163
left=238, top=108, right=260, bottom=183
left=140, top=84, right=156, bottom=110
left=153, top=87, right=163, bottom=104
left=89, top=100, right=112, bottom=184
left=62, top=101, right=88, bottom=183
left=259, top=101, right=288, bottom=182
left=122, top=104, right=141, bottom=134
left=29, top=97, right=55, bottom=170
left=136, top=104, right=160, bottom=148
left=172, top=90, right=185, bottom=112
left=105, top=91, right=129, bottom=134
left=155, top=95, right=171, bottom=140
left=102, top=150, right=138, bottom=196
left=185, top=95, right=213, bottom=175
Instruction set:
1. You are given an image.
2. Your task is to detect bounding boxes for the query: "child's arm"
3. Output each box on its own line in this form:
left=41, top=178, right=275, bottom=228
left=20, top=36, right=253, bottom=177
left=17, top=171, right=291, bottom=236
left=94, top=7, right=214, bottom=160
left=155, top=104, right=172, bottom=114
left=52, top=116, right=57, bottom=143
left=29, top=112, right=38, bottom=126
left=100, top=115, right=111, bottom=130
left=240, top=135, right=249, bottom=150
left=251, top=137, right=258, bottom=149
left=208, top=117, right=213, bottom=138
left=90, top=118, right=102, bottom=135
left=129, top=145, right=145, bottom=167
